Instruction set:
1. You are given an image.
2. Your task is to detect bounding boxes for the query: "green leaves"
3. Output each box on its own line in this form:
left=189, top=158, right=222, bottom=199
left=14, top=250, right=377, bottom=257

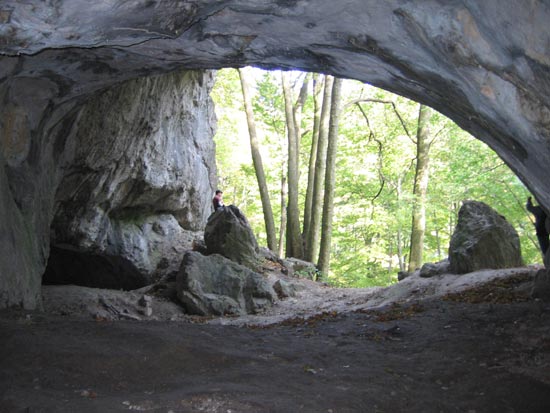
left=212, top=68, right=538, bottom=287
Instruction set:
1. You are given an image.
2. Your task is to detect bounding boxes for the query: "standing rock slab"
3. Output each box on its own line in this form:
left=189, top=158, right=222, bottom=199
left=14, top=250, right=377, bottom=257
left=449, top=201, right=523, bottom=274
left=177, top=251, right=275, bottom=316
left=204, top=206, right=261, bottom=270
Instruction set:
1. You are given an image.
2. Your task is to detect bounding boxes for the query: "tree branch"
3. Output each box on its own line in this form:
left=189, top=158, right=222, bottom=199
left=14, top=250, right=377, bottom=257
left=346, top=98, right=413, bottom=141
left=354, top=103, right=386, bottom=202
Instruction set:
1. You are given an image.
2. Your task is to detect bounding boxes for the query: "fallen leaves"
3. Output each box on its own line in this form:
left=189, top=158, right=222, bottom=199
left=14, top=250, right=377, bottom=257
left=357, top=302, right=425, bottom=322
left=250, top=311, right=341, bottom=329
left=78, top=389, right=97, bottom=399
left=442, top=273, right=532, bottom=304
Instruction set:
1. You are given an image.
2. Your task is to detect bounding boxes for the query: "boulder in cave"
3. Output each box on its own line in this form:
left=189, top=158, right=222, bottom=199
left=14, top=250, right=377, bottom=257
left=204, top=206, right=261, bottom=270
left=176, top=251, right=275, bottom=316
left=449, top=201, right=523, bottom=274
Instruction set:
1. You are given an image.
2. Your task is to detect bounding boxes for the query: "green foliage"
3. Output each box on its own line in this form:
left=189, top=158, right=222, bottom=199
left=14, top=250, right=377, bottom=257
left=211, top=68, right=539, bottom=289
left=253, top=72, right=286, bottom=137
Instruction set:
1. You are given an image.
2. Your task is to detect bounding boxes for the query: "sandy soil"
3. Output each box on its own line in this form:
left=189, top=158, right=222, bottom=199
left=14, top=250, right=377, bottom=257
left=1, top=266, right=550, bottom=412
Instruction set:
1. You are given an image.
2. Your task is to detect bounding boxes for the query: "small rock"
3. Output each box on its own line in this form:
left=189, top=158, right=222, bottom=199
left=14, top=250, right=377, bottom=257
left=139, top=307, right=153, bottom=317
left=273, top=279, right=297, bottom=299
left=139, top=295, right=152, bottom=306
left=283, top=258, right=318, bottom=280
left=419, top=259, right=450, bottom=278
left=397, top=271, right=410, bottom=281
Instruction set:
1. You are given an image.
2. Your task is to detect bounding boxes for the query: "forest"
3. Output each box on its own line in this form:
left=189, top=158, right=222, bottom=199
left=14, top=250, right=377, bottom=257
left=211, top=68, right=540, bottom=288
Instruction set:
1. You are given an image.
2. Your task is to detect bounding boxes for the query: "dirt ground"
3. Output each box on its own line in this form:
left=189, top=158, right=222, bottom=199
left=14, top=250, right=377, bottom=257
left=1, top=267, right=550, bottom=412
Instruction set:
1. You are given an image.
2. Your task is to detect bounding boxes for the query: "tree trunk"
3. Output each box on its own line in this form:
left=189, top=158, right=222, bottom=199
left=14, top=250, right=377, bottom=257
left=318, top=77, right=343, bottom=276
left=238, top=68, right=278, bottom=253
left=282, top=71, right=304, bottom=258
left=293, top=73, right=309, bottom=158
left=408, top=104, right=433, bottom=272
left=303, top=74, right=323, bottom=258
left=396, top=176, right=406, bottom=272
left=387, top=236, right=394, bottom=272
left=306, top=75, right=334, bottom=262
left=278, top=161, right=288, bottom=258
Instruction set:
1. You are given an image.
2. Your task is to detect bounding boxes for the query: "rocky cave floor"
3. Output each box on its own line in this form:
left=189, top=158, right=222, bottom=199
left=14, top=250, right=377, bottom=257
left=2, top=266, right=550, bottom=412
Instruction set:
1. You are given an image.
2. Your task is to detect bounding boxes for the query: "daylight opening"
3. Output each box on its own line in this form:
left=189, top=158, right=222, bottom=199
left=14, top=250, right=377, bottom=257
left=212, top=68, right=540, bottom=288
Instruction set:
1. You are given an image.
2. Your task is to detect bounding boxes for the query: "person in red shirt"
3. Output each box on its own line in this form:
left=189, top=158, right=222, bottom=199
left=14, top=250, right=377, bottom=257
left=212, top=190, right=225, bottom=212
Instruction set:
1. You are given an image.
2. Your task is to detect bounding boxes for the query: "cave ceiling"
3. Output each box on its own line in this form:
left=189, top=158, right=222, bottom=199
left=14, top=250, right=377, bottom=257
left=1, top=0, right=550, bottom=206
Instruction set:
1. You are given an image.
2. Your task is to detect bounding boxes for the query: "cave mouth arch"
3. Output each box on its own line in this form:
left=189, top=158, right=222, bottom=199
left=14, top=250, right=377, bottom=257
left=38, top=65, right=537, bottom=293
left=2, top=0, right=550, bottom=309
left=211, top=67, right=539, bottom=285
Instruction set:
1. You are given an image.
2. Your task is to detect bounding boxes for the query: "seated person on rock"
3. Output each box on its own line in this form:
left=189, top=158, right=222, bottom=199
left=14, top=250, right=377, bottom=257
left=212, top=190, right=225, bottom=212
left=526, top=196, right=549, bottom=257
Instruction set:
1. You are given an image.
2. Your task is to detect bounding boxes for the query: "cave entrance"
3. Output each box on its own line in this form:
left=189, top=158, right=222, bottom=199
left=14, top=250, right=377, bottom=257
left=211, top=67, right=538, bottom=288
left=40, top=66, right=538, bottom=294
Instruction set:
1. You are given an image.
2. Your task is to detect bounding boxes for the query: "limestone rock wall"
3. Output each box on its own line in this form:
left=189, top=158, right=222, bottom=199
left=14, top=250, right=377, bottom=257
left=0, top=76, right=78, bottom=309
left=0, top=153, right=41, bottom=308
left=51, top=70, right=217, bottom=282
left=0, top=70, right=218, bottom=307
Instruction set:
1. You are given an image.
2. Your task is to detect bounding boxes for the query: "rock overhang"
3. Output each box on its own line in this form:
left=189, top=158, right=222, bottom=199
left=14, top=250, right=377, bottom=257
left=2, top=1, right=548, bottom=208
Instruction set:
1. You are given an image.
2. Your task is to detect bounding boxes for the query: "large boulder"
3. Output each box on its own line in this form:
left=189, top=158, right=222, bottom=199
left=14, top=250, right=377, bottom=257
left=176, top=251, right=275, bottom=316
left=449, top=201, right=523, bottom=274
left=204, top=206, right=261, bottom=269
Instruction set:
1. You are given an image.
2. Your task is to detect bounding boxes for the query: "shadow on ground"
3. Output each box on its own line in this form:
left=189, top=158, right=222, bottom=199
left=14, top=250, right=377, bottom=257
left=1, top=268, right=550, bottom=412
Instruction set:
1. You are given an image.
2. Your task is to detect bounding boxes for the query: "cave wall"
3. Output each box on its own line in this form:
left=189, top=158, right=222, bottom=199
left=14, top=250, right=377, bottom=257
left=50, top=70, right=217, bottom=284
left=1, top=0, right=550, bottom=308
left=1, top=70, right=217, bottom=308
left=0, top=152, right=40, bottom=308
left=0, top=75, right=79, bottom=309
